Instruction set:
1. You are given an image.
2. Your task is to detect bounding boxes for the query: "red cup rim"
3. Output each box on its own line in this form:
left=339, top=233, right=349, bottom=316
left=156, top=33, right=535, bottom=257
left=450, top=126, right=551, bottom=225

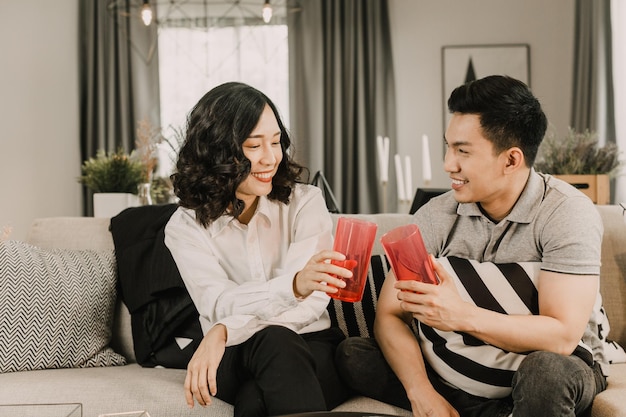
left=337, top=216, right=378, bottom=228
left=380, top=223, right=419, bottom=244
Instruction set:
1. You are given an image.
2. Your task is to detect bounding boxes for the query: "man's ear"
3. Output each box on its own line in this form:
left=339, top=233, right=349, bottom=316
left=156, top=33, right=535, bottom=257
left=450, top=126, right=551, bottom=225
left=504, top=147, right=524, bottom=172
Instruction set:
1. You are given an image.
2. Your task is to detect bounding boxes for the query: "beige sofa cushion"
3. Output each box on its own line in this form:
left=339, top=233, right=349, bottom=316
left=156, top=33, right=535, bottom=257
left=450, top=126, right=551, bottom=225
left=26, top=216, right=114, bottom=251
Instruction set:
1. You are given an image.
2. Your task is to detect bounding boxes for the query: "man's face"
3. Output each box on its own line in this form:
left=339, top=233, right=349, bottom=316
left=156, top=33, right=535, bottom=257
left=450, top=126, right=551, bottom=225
left=444, top=113, right=510, bottom=209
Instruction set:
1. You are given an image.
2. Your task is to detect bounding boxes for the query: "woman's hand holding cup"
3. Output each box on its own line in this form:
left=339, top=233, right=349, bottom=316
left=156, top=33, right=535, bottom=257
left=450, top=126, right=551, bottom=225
left=293, top=250, right=352, bottom=299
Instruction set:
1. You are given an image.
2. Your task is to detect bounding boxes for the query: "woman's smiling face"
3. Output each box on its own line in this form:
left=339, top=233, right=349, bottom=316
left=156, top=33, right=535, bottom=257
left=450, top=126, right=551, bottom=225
left=235, top=104, right=283, bottom=208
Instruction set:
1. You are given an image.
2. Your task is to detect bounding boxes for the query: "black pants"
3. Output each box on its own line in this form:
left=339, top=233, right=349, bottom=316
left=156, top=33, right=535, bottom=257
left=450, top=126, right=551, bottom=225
left=215, top=325, right=350, bottom=417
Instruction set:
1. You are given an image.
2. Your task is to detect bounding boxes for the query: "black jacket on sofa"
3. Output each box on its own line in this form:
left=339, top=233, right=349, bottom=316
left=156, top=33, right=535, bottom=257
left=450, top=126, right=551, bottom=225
left=110, top=203, right=203, bottom=368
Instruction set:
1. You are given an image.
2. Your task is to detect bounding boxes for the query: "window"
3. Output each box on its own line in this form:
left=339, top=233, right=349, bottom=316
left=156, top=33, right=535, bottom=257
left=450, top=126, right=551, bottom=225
left=155, top=1, right=288, bottom=177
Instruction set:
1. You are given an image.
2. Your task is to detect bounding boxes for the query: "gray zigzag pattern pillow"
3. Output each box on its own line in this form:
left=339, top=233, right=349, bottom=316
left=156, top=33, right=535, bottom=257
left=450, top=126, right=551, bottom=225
left=0, top=241, right=126, bottom=373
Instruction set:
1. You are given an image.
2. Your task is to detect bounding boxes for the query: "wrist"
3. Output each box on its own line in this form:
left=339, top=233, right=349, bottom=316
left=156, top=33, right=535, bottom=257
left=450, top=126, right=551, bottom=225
left=211, top=323, right=228, bottom=341
left=292, top=273, right=308, bottom=300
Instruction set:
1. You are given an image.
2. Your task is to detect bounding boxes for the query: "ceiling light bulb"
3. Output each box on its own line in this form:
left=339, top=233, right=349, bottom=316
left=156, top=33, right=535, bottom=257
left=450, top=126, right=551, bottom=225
left=262, top=0, right=272, bottom=24
left=141, top=1, right=153, bottom=26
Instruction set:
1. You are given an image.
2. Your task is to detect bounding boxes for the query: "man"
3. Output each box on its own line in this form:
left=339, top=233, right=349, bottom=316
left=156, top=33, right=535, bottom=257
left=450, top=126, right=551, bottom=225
left=336, top=75, right=608, bottom=417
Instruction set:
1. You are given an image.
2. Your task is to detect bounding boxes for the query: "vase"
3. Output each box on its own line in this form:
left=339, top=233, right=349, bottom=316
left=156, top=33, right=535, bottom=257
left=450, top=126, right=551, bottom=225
left=93, top=193, right=139, bottom=218
left=137, top=182, right=153, bottom=206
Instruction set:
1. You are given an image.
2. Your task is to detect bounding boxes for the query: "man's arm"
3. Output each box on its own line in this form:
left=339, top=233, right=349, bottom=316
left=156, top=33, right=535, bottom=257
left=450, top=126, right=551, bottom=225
left=397, top=259, right=599, bottom=355
left=470, top=270, right=598, bottom=354
left=374, top=271, right=459, bottom=417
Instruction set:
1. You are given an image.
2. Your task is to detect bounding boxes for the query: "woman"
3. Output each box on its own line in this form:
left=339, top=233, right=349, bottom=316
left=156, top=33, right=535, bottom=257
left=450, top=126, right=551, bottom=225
left=164, top=82, right=351, bottom=416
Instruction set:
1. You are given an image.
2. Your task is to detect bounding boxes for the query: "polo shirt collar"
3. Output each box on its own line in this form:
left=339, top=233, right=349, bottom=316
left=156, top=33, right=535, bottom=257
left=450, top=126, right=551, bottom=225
left=456, top=169, right=544, bottom=224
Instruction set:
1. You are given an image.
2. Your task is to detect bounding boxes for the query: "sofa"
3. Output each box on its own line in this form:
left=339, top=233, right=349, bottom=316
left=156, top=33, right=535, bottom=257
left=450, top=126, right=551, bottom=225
left=0, top=206, right=624, bottom=417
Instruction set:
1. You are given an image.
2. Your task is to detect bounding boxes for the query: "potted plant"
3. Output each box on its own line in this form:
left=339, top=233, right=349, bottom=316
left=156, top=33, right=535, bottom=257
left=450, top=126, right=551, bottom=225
left=78, top=148, right=146, bottom=217
left=535, top=128, right=621, bottom=204
left=79, top=149, right=145, bottom=193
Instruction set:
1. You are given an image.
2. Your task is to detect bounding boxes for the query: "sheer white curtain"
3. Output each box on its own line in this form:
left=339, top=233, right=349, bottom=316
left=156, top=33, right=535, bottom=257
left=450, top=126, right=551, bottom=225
left=612, top=0, right=626, bottom=203
left=157, top=23, right=288, bottom=177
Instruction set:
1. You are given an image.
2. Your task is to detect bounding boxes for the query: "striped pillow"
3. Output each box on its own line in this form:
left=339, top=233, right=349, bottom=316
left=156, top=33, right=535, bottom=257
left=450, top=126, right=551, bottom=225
left=417, top=257, right=613, bottom=399
left=417, top=257, right=540, bottom=398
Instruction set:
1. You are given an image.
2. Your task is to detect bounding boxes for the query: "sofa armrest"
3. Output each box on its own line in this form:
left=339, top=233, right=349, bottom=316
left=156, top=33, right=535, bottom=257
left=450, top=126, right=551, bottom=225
left=596, top=205, right=626, bottom=349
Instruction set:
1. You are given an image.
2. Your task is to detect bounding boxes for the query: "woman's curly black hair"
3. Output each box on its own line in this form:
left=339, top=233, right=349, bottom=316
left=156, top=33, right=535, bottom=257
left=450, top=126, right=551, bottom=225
left=171, top=82, right=305, bottom=227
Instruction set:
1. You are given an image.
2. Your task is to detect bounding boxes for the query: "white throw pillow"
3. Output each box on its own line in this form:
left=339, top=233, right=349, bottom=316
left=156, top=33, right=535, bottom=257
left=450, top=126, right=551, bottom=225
left=597, top=305, right=626, bottom=364
left=0, top=240, right=126, bottom=373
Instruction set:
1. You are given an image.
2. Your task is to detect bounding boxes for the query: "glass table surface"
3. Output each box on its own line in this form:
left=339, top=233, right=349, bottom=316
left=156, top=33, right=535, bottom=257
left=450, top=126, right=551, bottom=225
left=0, top=403, right=82, bottom=417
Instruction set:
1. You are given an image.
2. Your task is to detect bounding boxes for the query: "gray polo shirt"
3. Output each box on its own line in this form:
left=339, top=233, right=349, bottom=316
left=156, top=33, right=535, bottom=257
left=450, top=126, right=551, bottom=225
left=413, top=169, right=608, bottom=378
left=414, top=170, right=603, bottom=275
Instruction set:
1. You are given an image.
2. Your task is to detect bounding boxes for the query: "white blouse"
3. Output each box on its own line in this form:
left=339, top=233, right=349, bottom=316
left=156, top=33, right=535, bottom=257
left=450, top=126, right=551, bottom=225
left=164, top=183, right=334, bottom=347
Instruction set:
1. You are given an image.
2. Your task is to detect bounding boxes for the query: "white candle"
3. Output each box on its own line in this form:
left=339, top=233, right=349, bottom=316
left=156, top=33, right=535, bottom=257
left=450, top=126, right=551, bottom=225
left=394, top=154, right=406, bottom=201
left=383, top=136, right=389, bottom=181
left=376, top=135, right=389, bottom=183
left=404, top=155, right=412, bottom=201
left=422, top=134, right=432, bottom=183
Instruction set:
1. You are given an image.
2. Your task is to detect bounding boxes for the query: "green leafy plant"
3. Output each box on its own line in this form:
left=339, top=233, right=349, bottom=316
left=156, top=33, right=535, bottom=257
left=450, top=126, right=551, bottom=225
left=535, top=128, right=621, bottom=176
left=78, top=149, right=145, bottom=193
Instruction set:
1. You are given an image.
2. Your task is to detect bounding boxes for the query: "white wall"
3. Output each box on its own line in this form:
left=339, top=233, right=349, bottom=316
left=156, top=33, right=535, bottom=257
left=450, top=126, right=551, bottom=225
left=389, top=0, right=575, bottom=190
left=0, top=0, right=575, bottom=239
left=0, top=0, right=81, bottom=240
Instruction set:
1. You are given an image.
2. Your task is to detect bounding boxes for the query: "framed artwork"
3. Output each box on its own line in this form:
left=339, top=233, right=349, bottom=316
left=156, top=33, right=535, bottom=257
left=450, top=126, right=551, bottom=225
left=441, top=44, right=530, bottom=135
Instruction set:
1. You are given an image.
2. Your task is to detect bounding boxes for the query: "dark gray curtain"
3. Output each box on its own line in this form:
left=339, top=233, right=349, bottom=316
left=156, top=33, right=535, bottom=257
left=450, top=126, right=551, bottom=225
left=571, top=0, right=615, bottom=142
left=79, top=0, right=161, bottom=214
left=287, top=0, right=397, bottom=214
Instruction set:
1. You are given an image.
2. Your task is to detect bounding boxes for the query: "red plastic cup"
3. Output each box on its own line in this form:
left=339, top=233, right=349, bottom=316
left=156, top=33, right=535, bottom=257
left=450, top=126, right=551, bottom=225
left=330, top=217, right=378, bottom=302
left=380, top=224, right=438, bottom=285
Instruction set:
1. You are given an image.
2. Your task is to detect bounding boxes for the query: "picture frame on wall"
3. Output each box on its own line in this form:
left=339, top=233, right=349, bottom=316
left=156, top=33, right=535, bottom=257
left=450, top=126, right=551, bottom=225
left=441, top=44, right=531, bottom=136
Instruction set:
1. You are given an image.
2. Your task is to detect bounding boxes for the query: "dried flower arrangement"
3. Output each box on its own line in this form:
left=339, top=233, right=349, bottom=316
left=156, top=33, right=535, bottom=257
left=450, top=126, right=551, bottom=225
left=160, top=124, right=186, bottom=166
left=135, top=118, right=180, bottom=204
left=135, top=117, right=162, bottom=183
left=535, top=128, right=621, bottom=176
left=1, top=225, right=12, bottom=242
